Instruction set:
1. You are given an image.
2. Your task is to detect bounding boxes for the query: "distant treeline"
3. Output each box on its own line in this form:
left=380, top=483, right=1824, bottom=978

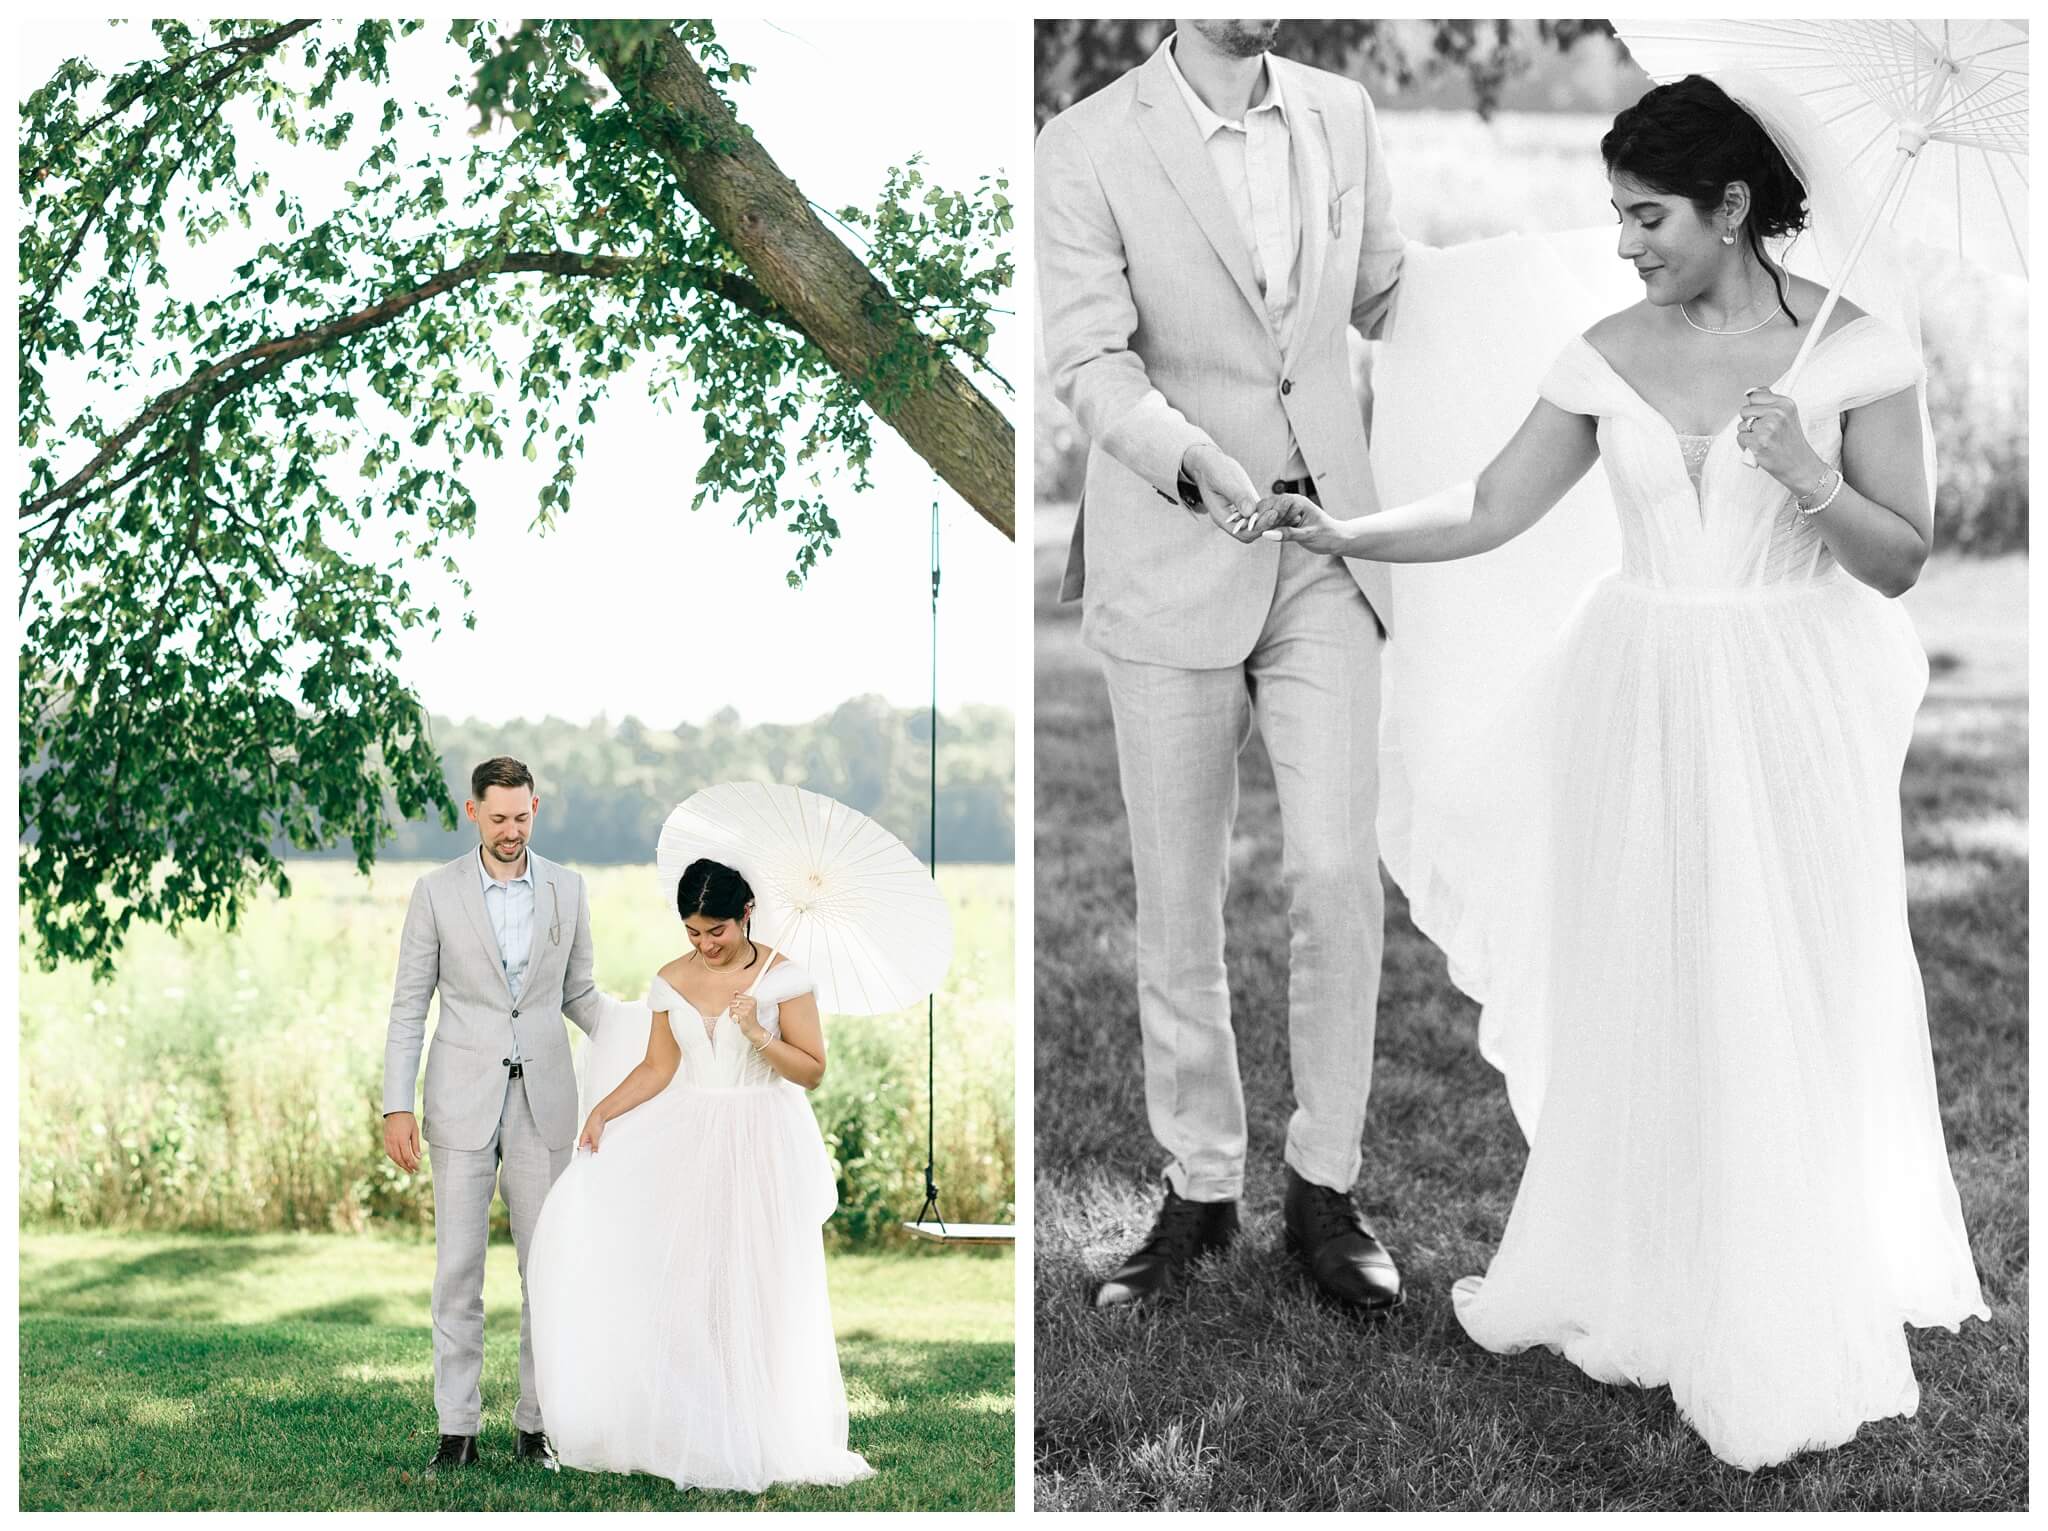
left=291, top=697, right=1014, bottom=866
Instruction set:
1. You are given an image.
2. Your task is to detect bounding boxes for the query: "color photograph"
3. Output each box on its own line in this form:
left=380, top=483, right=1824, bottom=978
left=19, top=16, right=1017, bottom=1511
left=1033, top=18, right=2024, bottom=1510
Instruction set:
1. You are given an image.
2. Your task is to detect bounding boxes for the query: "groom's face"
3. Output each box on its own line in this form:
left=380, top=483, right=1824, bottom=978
left=467, top=786, right=536, bottom=865
left=1186, top=20, right=1281, bottom=59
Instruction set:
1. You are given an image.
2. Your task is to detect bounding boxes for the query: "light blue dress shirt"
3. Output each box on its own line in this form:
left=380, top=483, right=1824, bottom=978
left=478, top=847, right=536, bottom=1064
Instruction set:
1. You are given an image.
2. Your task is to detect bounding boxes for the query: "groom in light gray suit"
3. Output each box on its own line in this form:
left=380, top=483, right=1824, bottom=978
left=1038, top=19, right=1405, bottom=1313
left=382, top=756, right=603, bottom=1476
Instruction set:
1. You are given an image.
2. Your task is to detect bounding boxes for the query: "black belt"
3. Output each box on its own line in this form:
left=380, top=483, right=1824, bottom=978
left=1270, top=475, right=1318, bottom=502
left=502, top=1058, right=523, bottom=1079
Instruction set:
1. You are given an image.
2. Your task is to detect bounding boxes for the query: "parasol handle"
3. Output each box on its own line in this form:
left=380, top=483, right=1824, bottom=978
left=741, top=914, right=795, bottom=1000
left=1744, top=132, right=1924, bottom=468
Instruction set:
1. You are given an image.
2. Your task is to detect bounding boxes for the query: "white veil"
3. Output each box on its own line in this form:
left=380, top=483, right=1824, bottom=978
left=1371, top=66, right=1935, bottom=1104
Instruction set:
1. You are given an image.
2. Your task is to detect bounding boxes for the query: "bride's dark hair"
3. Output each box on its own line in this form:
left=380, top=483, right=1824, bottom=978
left=677, top=858, right=753, bottom=923
left=1601, top=74, right=1809, bottom=326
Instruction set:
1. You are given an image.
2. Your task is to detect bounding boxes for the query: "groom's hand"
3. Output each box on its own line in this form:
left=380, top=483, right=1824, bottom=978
left=382, top=1111, right=422, bottom=1173
left=1181, top=443, right=1262, bottom=544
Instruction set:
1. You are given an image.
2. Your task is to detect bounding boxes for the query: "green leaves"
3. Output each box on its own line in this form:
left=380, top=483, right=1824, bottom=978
left=18, top=18, right=1012, bottom=971
left=832, top=155, right=1014, bottom=397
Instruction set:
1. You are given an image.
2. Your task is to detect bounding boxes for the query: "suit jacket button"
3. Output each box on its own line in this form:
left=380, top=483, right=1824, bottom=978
left=511, top=1008, right=520, bottom=1018
left=1281, top=378, right=1293, bottom=395
left=501, top=1058, right=511, bottom=1067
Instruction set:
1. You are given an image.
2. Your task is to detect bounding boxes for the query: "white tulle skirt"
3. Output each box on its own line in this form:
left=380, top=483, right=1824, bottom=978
left=526, top=1080, right=872, bottom=1493
left=1385, top=571, right=1989, bottom=1470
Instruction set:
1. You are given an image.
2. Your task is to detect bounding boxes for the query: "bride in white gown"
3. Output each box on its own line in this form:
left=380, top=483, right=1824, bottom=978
left=525, top=856, right=871, bottom=1492
left=1254, top=70, right=1986, bottom=1470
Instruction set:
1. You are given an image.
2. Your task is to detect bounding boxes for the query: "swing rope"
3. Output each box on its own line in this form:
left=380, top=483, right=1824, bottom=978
left=913, top=500, right=947, bottom=1235
left=903, top=501, right=1012, bottom=1247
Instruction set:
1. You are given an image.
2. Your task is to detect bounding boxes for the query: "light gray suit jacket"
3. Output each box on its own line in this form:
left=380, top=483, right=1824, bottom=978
left=383, top=849, right=603, bottom=1151
left=1037, top=38, right=1406, bottom=666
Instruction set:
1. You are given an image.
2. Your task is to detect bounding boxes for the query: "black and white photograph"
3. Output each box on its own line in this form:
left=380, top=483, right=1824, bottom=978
left=1032, top=18, right=2025, bottom=1510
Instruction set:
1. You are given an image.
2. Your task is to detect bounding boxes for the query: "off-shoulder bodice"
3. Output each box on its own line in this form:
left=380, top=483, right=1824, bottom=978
left=1538, top=315, right=1924, bottom=592
left=647, top=959, right=816, bottom=1089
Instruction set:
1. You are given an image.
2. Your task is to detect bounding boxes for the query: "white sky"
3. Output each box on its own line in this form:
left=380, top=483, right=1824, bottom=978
left=19, top=17, right=1021, bottom=726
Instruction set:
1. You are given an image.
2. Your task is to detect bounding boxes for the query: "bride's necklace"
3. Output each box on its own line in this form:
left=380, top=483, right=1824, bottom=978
left=1680, top=280, right=1775, bottom=337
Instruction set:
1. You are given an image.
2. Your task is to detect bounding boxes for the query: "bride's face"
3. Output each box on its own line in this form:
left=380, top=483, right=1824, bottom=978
left=684, top=907, right=750, bottom=964
left=1610, top=172, right=1725, bottom=308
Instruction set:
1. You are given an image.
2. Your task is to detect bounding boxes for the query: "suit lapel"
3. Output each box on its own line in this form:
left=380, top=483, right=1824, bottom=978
left=1134, top=43, right=1271, bottom=334
left=512, top=858, right=560, bottom=1006
left=456, top=852, right=514, bottom=1000
left=1280, top=67, right=1332, bottom=375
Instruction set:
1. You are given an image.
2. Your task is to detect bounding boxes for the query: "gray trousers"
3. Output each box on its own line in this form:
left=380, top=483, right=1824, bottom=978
left=1098, top=542, right=1386, bottom=1202
left=428, top=1080, right=570, bottom=1435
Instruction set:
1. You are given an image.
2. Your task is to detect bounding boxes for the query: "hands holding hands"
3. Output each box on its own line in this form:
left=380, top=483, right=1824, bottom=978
left=1181, top=447, right=1361, bottom=555
left=1180, top=443, right=1265, bottom=544
left=1244, top=492, right=1358, bottom=554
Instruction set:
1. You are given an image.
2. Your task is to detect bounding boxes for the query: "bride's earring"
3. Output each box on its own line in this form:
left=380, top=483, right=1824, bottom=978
left=1721, top=228, right=1737, bottom=245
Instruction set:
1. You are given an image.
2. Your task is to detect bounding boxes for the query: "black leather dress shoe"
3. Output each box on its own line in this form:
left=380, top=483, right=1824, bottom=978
left=424, top=1433, right=479, bottom=1477
left=1282, top=1166, right=1403, bottom=1315
left=1094, top=1184, right=1240, bottom=1307
left=515, top=1429, right=560, bottom=1471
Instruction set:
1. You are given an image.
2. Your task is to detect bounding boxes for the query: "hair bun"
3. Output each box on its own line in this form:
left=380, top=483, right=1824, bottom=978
left=676, top=857, right=754, bottom=923
left=1602, top=74, right=1809, bottom=239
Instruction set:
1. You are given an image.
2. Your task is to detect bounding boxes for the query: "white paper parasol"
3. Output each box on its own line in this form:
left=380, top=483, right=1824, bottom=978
left=656, top=782, right=953, bottom=1016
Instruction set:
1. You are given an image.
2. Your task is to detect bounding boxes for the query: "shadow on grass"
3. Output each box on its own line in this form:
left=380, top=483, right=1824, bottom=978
left=21, top=1240, right=292, bottom=1319
left=19, top=1317, right=1012, bottom=1512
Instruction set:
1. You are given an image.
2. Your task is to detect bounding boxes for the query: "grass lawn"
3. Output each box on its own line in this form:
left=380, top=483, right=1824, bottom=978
left=20, top=1230, right=1013, bottom=1511
left=1033, top=503, right=2025, bottom=1511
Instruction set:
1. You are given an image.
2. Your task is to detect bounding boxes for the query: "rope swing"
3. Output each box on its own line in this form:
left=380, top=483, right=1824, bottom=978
left=902, top=500, right=1014, bottom=1248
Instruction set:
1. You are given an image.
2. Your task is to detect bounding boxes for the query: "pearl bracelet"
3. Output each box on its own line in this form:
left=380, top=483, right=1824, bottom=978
left=1795, top=466, right=1844, bottom=517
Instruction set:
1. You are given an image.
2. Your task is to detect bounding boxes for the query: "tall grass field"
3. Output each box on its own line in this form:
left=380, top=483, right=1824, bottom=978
left=19, top=861, right=1014, bottom=1243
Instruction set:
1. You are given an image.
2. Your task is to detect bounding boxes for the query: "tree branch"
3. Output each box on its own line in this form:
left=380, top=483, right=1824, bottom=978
left=20, top=248, right=785, bottom=524
left=579, top=25, right=1015, bottom=539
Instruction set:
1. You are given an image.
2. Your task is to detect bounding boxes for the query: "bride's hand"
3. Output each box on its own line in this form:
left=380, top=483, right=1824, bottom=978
left=1253, top=493, right=1356, bottom=555
left=730, top=994, right=766, bottom=1046
left=578, top=1110, right=606, bottom=1153
left=1737, top=387, right=1827, bottom=494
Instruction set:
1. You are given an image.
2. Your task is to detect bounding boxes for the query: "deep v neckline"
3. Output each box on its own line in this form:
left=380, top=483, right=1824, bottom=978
left=1577, top=316, right=1871, bottom=527
left=666, top=955, right=782, bottom=1044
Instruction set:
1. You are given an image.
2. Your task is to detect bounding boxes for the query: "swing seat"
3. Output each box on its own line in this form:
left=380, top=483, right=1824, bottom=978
left=901, top=1220, right=1015, bottom=1246
left=902, top=510, right=1014, bottom=1257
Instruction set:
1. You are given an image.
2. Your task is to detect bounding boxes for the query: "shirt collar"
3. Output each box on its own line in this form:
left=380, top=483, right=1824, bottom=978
left=1165, top=35, right=1286, bottom=139
left=477, top=845, right=534, bottom=891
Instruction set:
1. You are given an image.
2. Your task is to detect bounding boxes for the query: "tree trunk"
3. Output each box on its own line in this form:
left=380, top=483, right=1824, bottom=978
left=582, top=27, right=1015, bottom=540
